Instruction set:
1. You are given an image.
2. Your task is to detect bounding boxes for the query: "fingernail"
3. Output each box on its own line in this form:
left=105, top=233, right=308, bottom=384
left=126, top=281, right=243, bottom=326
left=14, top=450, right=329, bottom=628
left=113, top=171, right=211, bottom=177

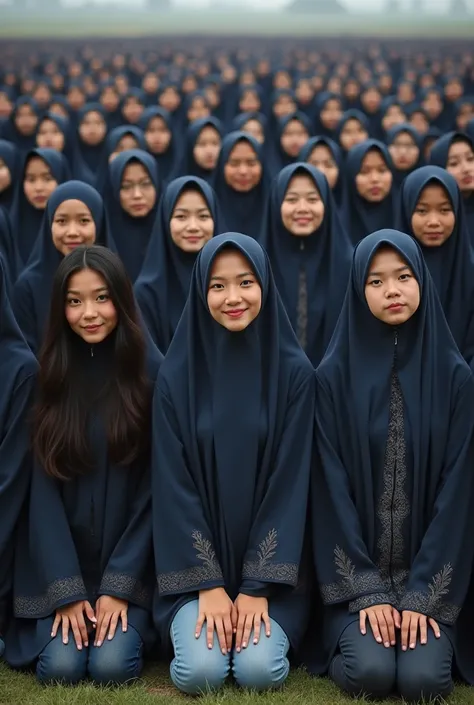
left=195, top=633, right=199, bottom=639
left=376, top=637, right=382, bottom=643
left=97, top=641, right=102, bottom=647
left=391, top=641, right=396, bottom=646
left=208, top=643, right=212, bottom=649
left=266, top=631, right=270, bottom=637
left=361, top=629, right=366, bottom=635
left=242, top=642, right=247, bottom=648
left=410, top=643, right=415, bottom=649
left=85, top=642, right=88, bottom=647
left=402, top=645, right=407, bottom=651
left=51, top=632, right=54, bottom=637
left=77, top=645, right=82, bottom=650
left=222, top=649, right=226, bottom=655
left=253, top=638, right=258, bottom=644
left=236, top=647, right=241, bottom=653
left=233, top=628, right=236, bottom=633
left=436, top=633, right=441, bottom=638
left=421, top=639, right=426, bottom=645
left=384, top=642, right=390, bottom=648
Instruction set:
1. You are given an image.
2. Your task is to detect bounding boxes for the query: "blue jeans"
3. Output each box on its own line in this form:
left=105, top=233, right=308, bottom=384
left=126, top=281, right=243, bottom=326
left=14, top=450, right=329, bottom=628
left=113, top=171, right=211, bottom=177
left=330, top=620, right=454, bottom=703
left=36, top=625, right=143, bottom=685
left=169, top=599, right=290, bottom=695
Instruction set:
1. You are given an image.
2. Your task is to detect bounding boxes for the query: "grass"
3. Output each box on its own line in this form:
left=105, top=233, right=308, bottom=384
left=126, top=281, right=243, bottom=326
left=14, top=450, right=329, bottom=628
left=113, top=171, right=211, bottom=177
left=2, top=662, right=474, bottom=705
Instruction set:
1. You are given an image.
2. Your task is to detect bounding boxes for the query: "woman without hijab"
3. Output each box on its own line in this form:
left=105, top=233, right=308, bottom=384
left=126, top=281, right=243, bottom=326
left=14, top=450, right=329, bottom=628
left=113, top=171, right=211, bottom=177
left=134, top=175, right=222, bottom=353
left=213, top=132, right=268, bottom=241
left=13, top=181, right=113, bottom=356
left=0, top=253, right=37, bottom=658
left=299, top=136, right=345, bottom=207
left=309, top=229, right=474, bottom=702
left=105, top=150, right=159, bottom=283
left=177, top=117, right=223, bottom=184
left=0, top=139, right=19, bottom=214
left=260, top=163, right=352, bottom=367
left=429, top=131, right=474, bottom=240
left=72, top=104, right=108, bottom=188
left=139, top=107, right=180, bottom=186
left=342, top=140, right=395, bottom=246
left=5, top=246, right=162, bottom=684
left=152, top=233, right=314, bottom=695
left=385, top=124, right=423, bottom=191
left=10, top=148, right=70, bottom=272
left=398, top=165, right=474, bottom=369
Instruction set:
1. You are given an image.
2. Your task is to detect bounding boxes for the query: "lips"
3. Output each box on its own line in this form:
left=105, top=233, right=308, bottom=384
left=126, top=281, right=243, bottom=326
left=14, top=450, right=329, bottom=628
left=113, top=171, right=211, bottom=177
left=225, top=309, right=246, bottom=319
left=386, top=303, right=404, bottom=310
left=83, top=324, right=102, bottom=332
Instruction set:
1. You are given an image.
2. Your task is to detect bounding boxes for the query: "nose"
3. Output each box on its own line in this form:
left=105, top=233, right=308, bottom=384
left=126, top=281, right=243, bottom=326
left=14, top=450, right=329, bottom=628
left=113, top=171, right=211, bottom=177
left=225, top=285, right=242, bottom=306
left=186, top=215, right=199, bottom=232
left=426, top=212, right=441, bottom=227
left=83, top=300, right=98, bottom=320
left=385, top=280, right=401, bottom=298
left=132, top=185, right=142, bottom=198
left=65, top=221, right=80, bottom=237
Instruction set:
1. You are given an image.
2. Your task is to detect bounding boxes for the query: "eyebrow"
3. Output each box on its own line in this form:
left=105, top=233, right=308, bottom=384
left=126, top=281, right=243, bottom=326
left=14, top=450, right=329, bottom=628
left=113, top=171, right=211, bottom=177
left=416, top=200, right=452, bottom=207
left=55, top=211, right=91, bottom=218
left=367, top=265, right=410, bottom=277
left=286, top=190, right=319, bottom=196
left=209, top=271, right=254, bottom=281
left=67, top=286, right=108, bottom=294
left=173, top=207, right=211, bottom=213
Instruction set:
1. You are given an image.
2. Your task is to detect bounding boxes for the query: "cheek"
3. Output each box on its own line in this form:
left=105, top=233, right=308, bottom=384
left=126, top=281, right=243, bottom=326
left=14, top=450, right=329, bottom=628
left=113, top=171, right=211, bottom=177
left=85, top=226, right=97, bottom=244
left=103, top=302, right=118, bottom=325
left=65, top=307, right=81, bottom=327
left=445, top=215, right=456, bottom=235
left=45, top=180, right=58, bottom=196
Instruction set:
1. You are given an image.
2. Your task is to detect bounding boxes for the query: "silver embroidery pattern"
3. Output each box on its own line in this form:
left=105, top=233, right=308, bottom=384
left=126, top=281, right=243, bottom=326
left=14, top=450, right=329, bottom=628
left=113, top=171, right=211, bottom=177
left=100, top=572, right=150, bottom=607
left=376, top=370, right=410, bottom=598
left=14, top=576, right=87, bottom=617
left=399, top=564, right=461, bottom=624
left=242, top=529, right=298, bottom=585
left=320, top=546, right=387, bottom=605
left=157, top=530, right=223, bottom=594
left=349, top=592, right=395, bottom=613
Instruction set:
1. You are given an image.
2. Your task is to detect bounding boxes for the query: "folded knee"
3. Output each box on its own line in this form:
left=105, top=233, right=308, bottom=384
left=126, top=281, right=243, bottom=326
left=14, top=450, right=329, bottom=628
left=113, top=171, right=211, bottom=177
left=36, top=649, right=87, bottom=685
left=398, top=669, right=453, bottom=703
left=344, top=657, right=396, bottom=699
left=170, top=654, right=230, bottom=695
left=233, top=649, right=290, bottom=691
left=88, top=646, right=143, bottom=685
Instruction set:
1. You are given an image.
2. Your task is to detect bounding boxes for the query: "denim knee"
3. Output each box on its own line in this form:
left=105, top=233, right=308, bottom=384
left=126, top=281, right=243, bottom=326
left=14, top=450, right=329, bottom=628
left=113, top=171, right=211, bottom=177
left=88, top=626, right=143, bottom=685
left=232, top=619, right=290, bottom=691
left=36, top=638, right=88, bottom=685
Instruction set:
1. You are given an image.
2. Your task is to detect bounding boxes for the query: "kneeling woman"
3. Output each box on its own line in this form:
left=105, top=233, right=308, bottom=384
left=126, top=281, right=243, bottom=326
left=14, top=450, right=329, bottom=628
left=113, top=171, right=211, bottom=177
left=5, top=246, right=162, bottom=685
left=153, top=233, right=314, bottom=695
left=311, top=230, right=474, bottom=702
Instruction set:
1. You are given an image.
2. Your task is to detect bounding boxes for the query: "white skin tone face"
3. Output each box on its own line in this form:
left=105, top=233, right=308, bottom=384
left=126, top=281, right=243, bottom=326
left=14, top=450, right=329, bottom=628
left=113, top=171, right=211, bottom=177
left=15, top=104, right=38, bottom=135
left=169, top=189, right=214, bottom=253
left=119, top=162, right=157, bottom=218
left=145, top=116, right=172, bottom=154
left=307, top=144, right=339, bottom=190
left=365, top=248, right=420, bottom=325
left=446, top=141, right=474, bottom=194
left=193, top=126, right=221, bottom=170
left=51, top=199, right=97, bottom=255
left=339, top=119, right=369, bottom=151
left=108, top=134, right=140, bottom=163
left=280, top=120, right=310, bottom=158
left=242, top=119, right=264, bottom=144
left=224, top=141, right=262, bottom=192
left=207, top=249, right=262, bottom=332
left=0, top=159, right=11, bottom=193
left=36, top=119, right=65, bottom=152
left=355, top=150, right=393, bottom=203
left=23, top=157, right=58, bottom=210
left=410, top=184, right=456, bottom=248
left=79, top=111, right=107, bottom=146
left=389, top=132, right=420, bottom=171
left=280, top=173, right=325, bottom=237
left=65, top=268, right=118, bottom=344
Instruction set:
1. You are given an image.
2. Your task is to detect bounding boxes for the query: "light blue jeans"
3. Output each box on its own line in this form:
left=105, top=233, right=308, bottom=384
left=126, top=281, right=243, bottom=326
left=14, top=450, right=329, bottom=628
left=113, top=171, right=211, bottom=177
left=169, top=599, right=290, bottom=695
left=36, top=625, right=143, bottom=685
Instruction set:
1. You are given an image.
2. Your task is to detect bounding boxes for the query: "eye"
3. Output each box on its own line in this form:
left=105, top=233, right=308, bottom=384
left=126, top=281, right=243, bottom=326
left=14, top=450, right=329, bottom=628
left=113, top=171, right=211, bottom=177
left=67, top=297, right=80, bottom=305
left=241, top=279, right=254, bottom=287
left=368, top=279, right=381, bottom=287
left=210, top=283, right=224, bottom=290
left=97, top=293, right=109, bottom=302
left=399, top=273, right=411, bottom=281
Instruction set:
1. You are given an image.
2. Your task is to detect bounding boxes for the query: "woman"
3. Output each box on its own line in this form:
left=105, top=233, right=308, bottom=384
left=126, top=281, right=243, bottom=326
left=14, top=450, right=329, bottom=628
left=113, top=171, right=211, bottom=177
left=177, top=117, right=222, bottom=184
left=120, top=88, right=146, bottom=126
left=311, top=229, right=474, bottom=702
left=10, top=148, right=70, bottom=271
left=386, top=124, right=422, bottom=190
left=134, top=175, right=221, bottom=352
left=72, top=104, right=108, bottom=188
left=398, top=165, right=474, bottom=368
left=429, top=131, right=474, bottom=239
left=299, top=136, right=344, bottom=207
left=5, top=245, right=162, bottom=684
left=336, top=110, right=370, bottom=155
left=261, top=163, right=352, bottom=366
left=1, top=97, right=39, bottom=155
left=0, top=255, right=37, bottom=656
left=214, top=132, right=268, bottom=241
left=313, top=92, right=343, bottom=139
left=36, top=113, right=72, bottom=160
left=153, top=233, right=314, bottom=695
left=0, top=139, right=19, bottom=213
left=343, top=140, right=395, bottom=246
left=270, top=112, right=311, bottom=172
left=139, top=107, right=180, bottom=186
left=106, top=150, right=159, bottom=283
left=13, top=181, right=113, bottom=355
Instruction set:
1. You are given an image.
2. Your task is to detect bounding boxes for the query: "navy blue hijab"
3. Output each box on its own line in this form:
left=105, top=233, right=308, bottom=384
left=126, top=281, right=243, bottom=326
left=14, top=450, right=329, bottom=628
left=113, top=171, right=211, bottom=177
left=177, top=116, right=223, bottom=184
left=299, top=135, right=345, bottom=207
left=214, top=131, right=269, bottom=241
left=96, top=125, right=147, bottom=195
left=429, top=131, right=474, bottom=241
left=0, top=253, right=37, bottom=634
left=0, top=139, right=19, bottom=213
left=398, top=165, right=474, bottom=368
left=312, top=230, right=474, bottom=671
left=153, top=233, right=314, bottom=647
left=261, top=163, right=352, bottom=367
left=336, top=109, right=370, bottom=154
left=385, top=123, right=423, bottom=189
left=0, top=206, right=17, bottom=285
left=12, top=181, right=112, bottom=355
left=313, top=91, right=342, bottom=139
left=134, top=176, right=222, bottom=352
left=138, top=107, right=180, bottom=186
left=270, top=112, right=312, bottom=173
left=1, top=97, right=39, bottom=154
left=72, top=103, right=107, bottom=187
left=36, top=112, right=73, bottom=164
left=343, top=140, right=395, bottom=245
left=106, top=149, right=159, bottom=283
left=10, top=148, right=70, bottom=271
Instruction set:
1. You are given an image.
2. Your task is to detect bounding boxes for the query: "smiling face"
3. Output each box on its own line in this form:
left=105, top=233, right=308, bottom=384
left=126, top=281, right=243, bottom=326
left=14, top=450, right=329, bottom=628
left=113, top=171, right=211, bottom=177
left=65, top=268, right=118, bottom=344
left=224, top=141, right=262, bottom=192
left=355, top=149, right=393, bottom=203
left=365, top=247, right=420, bottom=325
left=207, top=248, right=262, bottom=332
left=169, top=188, right=214, bottom=253
left=410, top=183, right=456, bottom=248
left=446, top=140, right=474, bottom=194
left=51, top=199, right=97, bottom=255
left=280, top=173, right=325, bottom=237
left=23, top=157, right=58, bottom=210
left=119, top=162, right=157, bottom=218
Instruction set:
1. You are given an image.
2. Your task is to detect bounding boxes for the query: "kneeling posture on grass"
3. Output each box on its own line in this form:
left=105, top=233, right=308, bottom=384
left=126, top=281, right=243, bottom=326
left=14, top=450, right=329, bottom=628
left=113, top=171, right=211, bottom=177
left=310, top=230, right=474, bottom=702
left=4, top=246, right=162, bottom=685
left=152, top=234, right=314, bottom=695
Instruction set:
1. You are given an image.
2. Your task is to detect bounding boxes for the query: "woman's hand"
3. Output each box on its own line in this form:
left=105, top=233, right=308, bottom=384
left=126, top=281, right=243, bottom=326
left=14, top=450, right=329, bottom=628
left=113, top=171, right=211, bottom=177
left=360, top=604, right=396, bottom=647
left=400, top=610, right=440, bottom=651
left=51, top=600, right=96, bottom=650
left=234, top=594, right=271, bottom=652
left=94, top=596, right=128, bottom=647
left=196, top=587, right=235, bottom=655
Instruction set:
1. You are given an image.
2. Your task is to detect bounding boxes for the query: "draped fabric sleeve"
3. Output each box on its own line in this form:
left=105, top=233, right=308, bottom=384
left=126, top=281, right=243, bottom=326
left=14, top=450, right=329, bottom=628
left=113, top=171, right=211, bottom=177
left=98, top=465, right=154, bottom=611
left=239, top=371, right=314, bottom=593
left=12, top=277, right=38, bottom=355
left=152, top=383, right=225, bottom=596
left=0, top=371, right=37, bottom=631
left=398, top=376, right=474, bottom=625
left=313, top=374, right=393, bottom=611
left=13, top=465, right=87, bottom=620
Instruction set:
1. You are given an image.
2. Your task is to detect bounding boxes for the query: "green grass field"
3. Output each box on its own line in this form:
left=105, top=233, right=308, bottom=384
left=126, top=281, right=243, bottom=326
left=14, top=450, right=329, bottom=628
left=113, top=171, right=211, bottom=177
left=2, top=662, right=474, bottom=705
